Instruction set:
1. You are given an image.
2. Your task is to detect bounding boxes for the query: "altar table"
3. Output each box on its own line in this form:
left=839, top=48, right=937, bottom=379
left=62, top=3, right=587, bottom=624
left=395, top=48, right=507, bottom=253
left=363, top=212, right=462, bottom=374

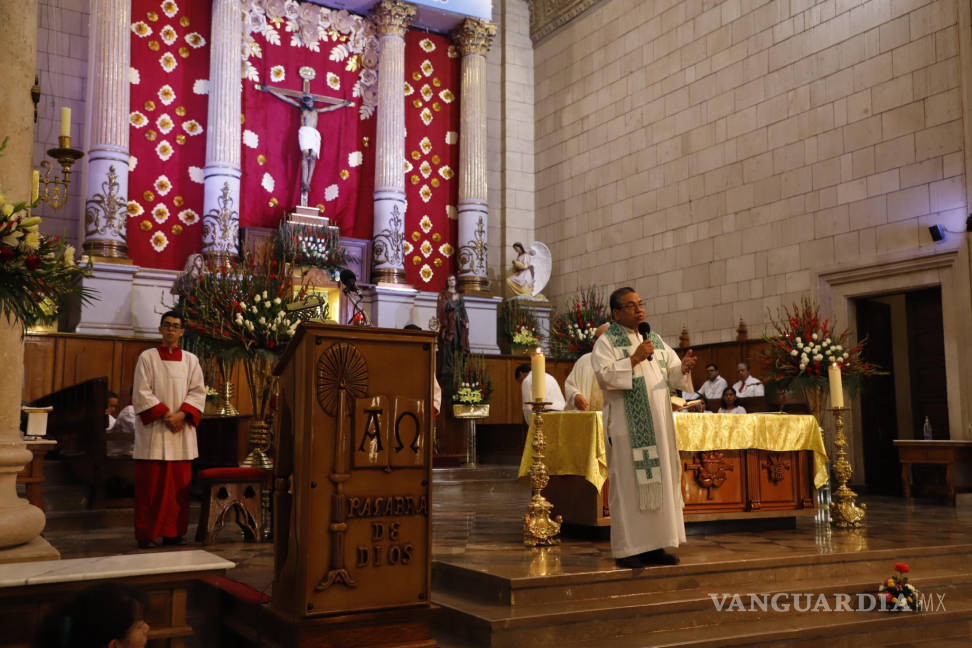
left=518, top=412, right=828, bottom=526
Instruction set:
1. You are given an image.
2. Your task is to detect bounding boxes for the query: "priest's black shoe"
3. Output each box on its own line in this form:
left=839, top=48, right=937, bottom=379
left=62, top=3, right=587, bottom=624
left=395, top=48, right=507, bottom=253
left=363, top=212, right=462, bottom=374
left=638, top=549, right=679, bottom=565
left=162, top=536, right=187, bottom=546
left=614, top=555, right=645, bottom=569
left=136, top=540, right=158, bottom=549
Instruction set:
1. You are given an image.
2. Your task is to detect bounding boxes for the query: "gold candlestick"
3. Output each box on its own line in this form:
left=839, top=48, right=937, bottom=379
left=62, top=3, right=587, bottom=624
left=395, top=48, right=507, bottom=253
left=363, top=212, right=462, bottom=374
left=523, top=400, right=562, bottom=546
left=38, top=135, right=84, bottom=210
left=829, top=406, right=866, bottom=528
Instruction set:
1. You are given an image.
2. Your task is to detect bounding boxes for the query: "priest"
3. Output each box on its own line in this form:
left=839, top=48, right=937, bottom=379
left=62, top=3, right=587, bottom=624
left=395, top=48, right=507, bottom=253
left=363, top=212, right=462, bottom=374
left=132, top=311, right=206, bottom=549
left=592, top=287, right=696, bottom=568
left=563, top=322, right=610, bottom=411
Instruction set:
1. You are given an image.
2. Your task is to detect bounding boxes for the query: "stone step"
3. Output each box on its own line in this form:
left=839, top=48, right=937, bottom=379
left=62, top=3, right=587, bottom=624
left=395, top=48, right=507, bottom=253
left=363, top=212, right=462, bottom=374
left=432, top=577, right=972, bottom=648
left=433, top=465, right=521, bottom=484
left=432, top=543, right=972, bottom=607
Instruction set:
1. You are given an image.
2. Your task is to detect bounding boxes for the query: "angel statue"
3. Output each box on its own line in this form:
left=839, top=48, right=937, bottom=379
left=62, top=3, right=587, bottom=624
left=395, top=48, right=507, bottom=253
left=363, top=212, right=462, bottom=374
left=505, top=241, right=551, bottom=300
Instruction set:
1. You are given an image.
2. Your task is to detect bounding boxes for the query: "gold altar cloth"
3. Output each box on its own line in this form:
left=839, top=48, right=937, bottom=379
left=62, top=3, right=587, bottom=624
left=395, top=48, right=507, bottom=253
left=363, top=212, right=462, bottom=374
left=675, top=413, right=829, bottom=489
left=517, top=412, right=607, bottom=492
left=518, top=412, right=829, bottom=491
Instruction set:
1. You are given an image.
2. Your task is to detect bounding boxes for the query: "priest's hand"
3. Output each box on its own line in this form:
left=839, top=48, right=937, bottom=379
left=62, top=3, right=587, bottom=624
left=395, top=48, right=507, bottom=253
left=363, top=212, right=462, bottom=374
left=574, top=394, right=589, bottom=411
left=631, top=340, right=654, bottom=366
left=681, top=349, right=698, bottom=374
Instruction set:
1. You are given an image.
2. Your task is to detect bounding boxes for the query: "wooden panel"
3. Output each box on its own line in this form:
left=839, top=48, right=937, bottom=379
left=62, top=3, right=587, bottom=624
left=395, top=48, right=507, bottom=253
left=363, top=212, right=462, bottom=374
left=59, top=337, right=117, bottom=390
left=118, top=339, right=156, bottom=404
left=681, top=450, right=745, bottom=512
left=753, top=450, right=800, bottom=509
left=22, top=336, right=56, bottom=402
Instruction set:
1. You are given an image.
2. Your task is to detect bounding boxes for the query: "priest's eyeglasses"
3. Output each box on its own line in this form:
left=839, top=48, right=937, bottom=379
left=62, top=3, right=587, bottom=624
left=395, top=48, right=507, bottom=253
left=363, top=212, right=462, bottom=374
left=620, top=300, right=646, bottom=311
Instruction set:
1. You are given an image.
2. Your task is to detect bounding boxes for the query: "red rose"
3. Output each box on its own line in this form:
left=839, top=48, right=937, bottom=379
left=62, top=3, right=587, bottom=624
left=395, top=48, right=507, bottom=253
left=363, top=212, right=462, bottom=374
left=895, top=563, right=910, bottom=574
left=0, top=246, right=13, bottom=261
left=25, top=254, right=40, bottom=270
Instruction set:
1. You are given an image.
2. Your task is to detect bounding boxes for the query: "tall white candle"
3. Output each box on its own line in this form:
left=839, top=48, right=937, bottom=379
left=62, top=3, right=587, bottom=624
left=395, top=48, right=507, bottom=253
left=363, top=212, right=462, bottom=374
left=31, top=170, right=39, bottom=203
left=60, top=107, right=71, bottom=138
left=531, top=347, right=545, bottom=401
left=828, top=363, right=844, bottom=408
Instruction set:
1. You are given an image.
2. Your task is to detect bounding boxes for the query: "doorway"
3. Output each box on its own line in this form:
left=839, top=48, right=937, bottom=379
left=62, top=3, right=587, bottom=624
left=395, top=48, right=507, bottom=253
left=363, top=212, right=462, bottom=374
left=855, top=286, right=947, bottom=494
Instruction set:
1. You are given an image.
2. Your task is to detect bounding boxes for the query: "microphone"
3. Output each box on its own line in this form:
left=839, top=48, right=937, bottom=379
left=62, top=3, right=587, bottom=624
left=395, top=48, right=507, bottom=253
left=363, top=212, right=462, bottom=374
left=339, top=269, right=359, bottom=294
left=637, top=321, right=653, bottom=361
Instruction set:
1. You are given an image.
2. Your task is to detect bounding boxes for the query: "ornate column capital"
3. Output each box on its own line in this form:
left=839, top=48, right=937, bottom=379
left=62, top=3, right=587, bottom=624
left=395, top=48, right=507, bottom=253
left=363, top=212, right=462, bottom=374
left=371, top=0, right=416, bottom=37
left=452, top=18, right=497, bottom=57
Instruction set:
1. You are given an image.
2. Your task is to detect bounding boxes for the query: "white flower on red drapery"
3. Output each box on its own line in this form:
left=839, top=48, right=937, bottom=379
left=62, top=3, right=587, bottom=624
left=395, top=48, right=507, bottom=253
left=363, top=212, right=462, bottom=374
left=261, top=173, right=275, bottom=192
left=185, top=32, right=206, bottom=48
left=188, top=166, right=204, bottom=183
left=161, top=0, right=178, bottom=18
left=182, top=119, right=203, bottom=136
left=160, top=25, right=178, bottom=46
left=156, top=113, right=174, bottom=134
left=154, top=175, right=172, bottom=196
left=127, top=201, right=144, bottom=218
left=155, top=140, right=174, bottom=161
left=151, top=231, right=169, bottom=252
left=324, top=184, right=338, bottom=201
left=159, top=52, right=178, bottom=73
left=243, top=130, right=259, bottom=148
left=152, top=204, right=170, bottom=224
left=192, top=79, right=209, bottom=94
left=178, top=208, right=199, bottom=225
left=130, top=67, right=141, bottom=84
left=158, top=84, right=176, bottom=105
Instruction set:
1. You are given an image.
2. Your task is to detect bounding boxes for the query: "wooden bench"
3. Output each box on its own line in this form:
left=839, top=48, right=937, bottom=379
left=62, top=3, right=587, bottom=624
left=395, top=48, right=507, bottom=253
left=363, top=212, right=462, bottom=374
left=894, top=440, right=972, bottom=505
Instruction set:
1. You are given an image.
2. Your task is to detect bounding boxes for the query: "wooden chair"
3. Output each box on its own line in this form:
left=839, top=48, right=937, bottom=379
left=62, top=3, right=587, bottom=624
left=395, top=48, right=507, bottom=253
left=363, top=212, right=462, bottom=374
left=194, top=467, right=270, bottom=545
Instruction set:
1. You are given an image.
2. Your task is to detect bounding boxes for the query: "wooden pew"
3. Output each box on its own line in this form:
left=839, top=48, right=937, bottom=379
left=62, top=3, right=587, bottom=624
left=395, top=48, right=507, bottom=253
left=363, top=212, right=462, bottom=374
left=30, top=376, right=134, bottom=508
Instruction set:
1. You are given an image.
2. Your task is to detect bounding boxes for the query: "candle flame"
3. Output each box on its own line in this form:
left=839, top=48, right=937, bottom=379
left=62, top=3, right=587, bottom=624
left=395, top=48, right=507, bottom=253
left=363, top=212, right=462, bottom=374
left=535, top=346, right=543, bottom=355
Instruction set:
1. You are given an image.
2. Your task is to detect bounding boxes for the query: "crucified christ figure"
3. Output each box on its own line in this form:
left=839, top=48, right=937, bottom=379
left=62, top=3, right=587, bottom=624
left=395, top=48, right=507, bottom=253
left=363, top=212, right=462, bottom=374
left=257, top=66, right=354, bottom=206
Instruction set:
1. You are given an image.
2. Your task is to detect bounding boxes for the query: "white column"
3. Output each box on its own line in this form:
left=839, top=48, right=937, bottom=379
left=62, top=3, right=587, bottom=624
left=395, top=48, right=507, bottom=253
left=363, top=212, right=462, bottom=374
left=202, top=0, right=243, bottom=263
left=452, top=19, right=496, bottom=294
left=369, top=0, right=415, bottom=285
left=81, top=0, right=131, bottom=259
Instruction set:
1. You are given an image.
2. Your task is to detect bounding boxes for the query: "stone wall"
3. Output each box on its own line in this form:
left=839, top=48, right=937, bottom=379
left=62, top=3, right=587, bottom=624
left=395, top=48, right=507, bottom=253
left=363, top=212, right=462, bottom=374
left=33, top=0, right=89, bottom=247
left=486, top=0, right=537, bottom=291
left=534, top=0, right=970, bottom=347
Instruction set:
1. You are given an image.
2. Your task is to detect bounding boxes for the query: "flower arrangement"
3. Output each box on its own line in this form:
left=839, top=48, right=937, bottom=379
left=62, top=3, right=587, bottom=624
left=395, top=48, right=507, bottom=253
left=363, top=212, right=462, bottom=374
left=174, top=242, right=316, bottom=358
left=761, top=297, right=883, bottom=395
left=0, top=138, right=93, bottom=330
left=499, top=299, right=542, bottom=352
left=449, top=351, right=492, bottom=406
left=878, top=563, right=922, bottom=612
left=274, top=219, right=349, bottom=278
left=549, top=286, right=609, bottom=359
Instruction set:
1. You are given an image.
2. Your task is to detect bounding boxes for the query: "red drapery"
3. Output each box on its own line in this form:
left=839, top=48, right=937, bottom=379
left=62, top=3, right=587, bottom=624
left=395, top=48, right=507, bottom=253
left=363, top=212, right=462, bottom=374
left=403, top=31, right=460, bottom=291
left=239, top=5, right=378, bottom=240
left=127, top=0, right=211, bottom=270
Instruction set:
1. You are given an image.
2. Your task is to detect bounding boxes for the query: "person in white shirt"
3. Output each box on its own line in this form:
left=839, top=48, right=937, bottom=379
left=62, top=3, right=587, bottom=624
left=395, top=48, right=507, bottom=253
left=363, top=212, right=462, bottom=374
left=717, top=387, right=746, bottom=414
left=564, top=323, right=610, bottom=411
left=515, top=364, right=566, bottom=424
left=698, top=364, right=728, bottom=400
left=732, top=362, right=764, bottom=397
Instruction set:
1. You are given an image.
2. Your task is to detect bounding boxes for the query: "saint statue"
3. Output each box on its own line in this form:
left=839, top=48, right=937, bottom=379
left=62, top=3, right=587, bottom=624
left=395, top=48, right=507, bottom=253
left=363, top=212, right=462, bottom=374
left=436, top=274, right=470, bottom=377
left=257, top=66, right=354, bottom=207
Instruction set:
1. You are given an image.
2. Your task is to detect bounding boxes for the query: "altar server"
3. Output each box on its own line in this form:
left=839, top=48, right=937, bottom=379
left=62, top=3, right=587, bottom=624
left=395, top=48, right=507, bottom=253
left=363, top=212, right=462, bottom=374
left=564, top=323, right=610, bottom=411
left=593, top=287, right=696, bottom=568
left=132, top=311, right=206, bottom=549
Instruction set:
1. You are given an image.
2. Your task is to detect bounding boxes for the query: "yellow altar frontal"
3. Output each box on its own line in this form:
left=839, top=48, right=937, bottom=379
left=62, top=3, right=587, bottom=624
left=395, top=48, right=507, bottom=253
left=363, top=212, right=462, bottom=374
left=518, top=412, right=828, bottom=526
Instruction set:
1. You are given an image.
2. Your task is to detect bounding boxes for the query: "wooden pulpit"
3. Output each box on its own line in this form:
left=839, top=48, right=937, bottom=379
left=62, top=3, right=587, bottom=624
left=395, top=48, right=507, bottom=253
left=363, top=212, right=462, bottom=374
left=270, top=322, right=437, bottom=646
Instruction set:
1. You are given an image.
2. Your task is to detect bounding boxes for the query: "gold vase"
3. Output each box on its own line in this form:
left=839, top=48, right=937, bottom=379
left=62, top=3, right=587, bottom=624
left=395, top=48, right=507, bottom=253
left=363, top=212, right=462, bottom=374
left=240, top=352, right=278, bottom=470
left=803, top=384, right=826, bottom=425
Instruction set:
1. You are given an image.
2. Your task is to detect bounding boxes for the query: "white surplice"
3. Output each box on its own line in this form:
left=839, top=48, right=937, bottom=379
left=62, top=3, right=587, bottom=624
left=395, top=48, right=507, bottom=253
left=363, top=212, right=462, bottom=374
left=564, top=352, right=604, bottom=411
left=132, top=348, right=206, bottom=461
left=592, top=327, right=692, bottom=558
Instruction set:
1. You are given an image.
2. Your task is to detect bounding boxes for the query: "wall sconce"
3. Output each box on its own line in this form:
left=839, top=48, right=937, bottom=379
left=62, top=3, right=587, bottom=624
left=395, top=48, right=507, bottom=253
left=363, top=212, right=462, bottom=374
left=36, top=107, right=84, bottom=210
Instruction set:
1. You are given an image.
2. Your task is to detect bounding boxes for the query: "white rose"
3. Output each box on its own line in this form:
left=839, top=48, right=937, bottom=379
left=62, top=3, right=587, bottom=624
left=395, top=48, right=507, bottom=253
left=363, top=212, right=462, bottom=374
left=790, top=349, right=798, bottom=356
left=811, top=333, right=818, bottom=341
left=254, top=294, right=261, bottom=302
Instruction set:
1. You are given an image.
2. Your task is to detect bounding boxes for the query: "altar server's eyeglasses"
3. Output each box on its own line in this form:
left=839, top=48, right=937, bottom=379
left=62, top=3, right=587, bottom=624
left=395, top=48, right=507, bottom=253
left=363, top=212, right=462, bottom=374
left=160, top=322, right=184, bottom=330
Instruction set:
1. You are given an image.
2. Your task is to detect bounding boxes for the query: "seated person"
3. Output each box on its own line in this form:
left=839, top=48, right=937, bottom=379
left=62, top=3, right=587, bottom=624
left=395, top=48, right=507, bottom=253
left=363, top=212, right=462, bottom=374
left=732, top=362, right=764, bottom=397
left=563, top=323, right=610, bottom=411
left=32, top=582, right=150, bottom=648
left=718, top=387, right=746, bottom=414
left=106, top=391, right=120, bottom=429
left=107, top=390, right=137, bottom=457
left=515, top=363, right=566, bottom=424
left=698, top=363, right=728, bottom=399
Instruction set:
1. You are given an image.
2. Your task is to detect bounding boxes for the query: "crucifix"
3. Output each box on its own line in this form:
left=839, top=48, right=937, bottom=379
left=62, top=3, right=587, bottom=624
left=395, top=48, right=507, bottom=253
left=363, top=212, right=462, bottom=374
left=257, top=66, right=355, bottom=207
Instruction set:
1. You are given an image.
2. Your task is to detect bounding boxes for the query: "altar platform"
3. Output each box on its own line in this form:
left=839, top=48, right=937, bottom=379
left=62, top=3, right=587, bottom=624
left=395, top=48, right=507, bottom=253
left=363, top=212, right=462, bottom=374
left=32, top=462, right=972, bottom=647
